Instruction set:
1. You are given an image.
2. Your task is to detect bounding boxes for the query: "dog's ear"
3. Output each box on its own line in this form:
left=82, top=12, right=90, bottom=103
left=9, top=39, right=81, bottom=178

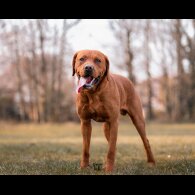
left=72, top=52, right=78, bottom=76
left=104, top=55, right=110, bottom=80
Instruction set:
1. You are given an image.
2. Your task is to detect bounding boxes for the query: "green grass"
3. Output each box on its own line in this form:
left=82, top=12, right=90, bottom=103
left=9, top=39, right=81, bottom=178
left=0, top=121, right=195, bottom=175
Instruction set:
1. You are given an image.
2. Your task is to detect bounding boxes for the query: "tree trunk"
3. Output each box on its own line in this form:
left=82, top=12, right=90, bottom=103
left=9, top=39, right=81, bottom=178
left=55, top=20, right=67, bottom=120
left=37, top=19, right=48, bottom=122
left=49, top=25, right=58, bottom=121
left=145, top=20, right=154, bottom=120
left=162, top=67, right=172, bottom=118
left=173, top=19, right=186, bottom=121
left=188, top=19, right=195, bottom=120
left=13, top=27, right=26, bottom=121
left=28, top=21, right=41, bottom=122
left=125, top=30, right=136, bottom=84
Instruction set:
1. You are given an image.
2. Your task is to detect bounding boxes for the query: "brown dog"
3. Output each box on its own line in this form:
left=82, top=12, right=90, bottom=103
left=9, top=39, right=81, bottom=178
left=72, top=50, right=155, bottom=172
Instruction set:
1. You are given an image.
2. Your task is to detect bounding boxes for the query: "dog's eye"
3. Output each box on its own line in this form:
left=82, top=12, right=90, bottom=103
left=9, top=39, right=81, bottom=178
left=79, top=57, right=85, bottom=62
left=95, top=58, right=101, bottom=63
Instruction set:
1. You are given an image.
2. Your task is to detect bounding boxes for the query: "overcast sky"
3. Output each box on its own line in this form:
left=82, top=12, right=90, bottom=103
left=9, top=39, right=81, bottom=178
left=68, top=19, right=115, bottom=52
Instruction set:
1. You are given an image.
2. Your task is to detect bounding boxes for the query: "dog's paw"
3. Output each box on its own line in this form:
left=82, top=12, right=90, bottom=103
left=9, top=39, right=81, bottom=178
left=147, top=160, right=156, bottom=167
left=104, top=165, right=114, bottom=173
left=80, top=161, right=90, bottom=169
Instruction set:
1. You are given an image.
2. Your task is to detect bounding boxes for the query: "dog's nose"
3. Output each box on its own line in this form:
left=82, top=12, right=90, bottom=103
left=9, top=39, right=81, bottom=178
left=85, top=65, right=93, bottom=72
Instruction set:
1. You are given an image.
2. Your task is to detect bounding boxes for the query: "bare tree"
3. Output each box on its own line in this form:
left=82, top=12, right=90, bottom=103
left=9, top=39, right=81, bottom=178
left=12, top=25, right=27, bottom=120
left=0, top=19, right=83, bottom=122
left=49, top=24, right=59, bottom=121
left=154, top=20, right=173, bottom=119
left=36, top=19, right=49, bottom=122
left=27, top=20, right=41, bottom=122
left=182, top=19, right=195, bottom=120
left=171, top=19, right=187, bottom=121
left=55, top=19, right=81, bottom=119
left=110, top=19, right=136, bottom=83
left=143, top=19, right=154, bottom=120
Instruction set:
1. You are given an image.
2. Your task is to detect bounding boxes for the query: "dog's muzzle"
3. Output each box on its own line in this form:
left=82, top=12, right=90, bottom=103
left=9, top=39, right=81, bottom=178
left=76, top=76, right=101, bottom=93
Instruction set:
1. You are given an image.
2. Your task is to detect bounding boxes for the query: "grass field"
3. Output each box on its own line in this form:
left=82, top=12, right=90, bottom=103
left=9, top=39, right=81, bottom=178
left=0, top=121, right=195, bottom=175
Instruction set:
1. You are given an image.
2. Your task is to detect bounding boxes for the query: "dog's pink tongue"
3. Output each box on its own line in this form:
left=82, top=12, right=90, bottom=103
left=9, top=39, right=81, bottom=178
left=76, top=77, right=87, bottom=93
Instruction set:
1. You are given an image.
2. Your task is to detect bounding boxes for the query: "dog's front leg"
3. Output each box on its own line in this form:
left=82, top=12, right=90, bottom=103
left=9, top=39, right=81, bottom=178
left=80, top=119, right=92, bottom=168
left=105, top=121, right=118, bottom=172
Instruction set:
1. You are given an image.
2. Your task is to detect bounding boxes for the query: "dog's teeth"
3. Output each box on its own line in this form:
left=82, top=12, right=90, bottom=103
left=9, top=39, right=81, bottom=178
left=90, top=78, right=96, bottom=85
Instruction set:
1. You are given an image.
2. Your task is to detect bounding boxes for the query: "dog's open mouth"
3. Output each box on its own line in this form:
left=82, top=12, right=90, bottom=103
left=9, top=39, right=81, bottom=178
left=76, top=76, right=100, bottom=93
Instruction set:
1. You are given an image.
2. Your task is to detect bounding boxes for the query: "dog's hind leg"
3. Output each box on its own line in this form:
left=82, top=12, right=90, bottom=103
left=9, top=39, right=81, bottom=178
left=127, top=96, right=155, bottom=164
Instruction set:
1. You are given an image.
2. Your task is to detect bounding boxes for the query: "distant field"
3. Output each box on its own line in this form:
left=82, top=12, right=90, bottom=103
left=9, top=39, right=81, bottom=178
left=0, top=121, right=195, bottom=175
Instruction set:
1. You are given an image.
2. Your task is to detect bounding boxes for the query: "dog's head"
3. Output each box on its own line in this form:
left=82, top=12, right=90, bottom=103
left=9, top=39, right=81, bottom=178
left=72, top=50, right=109, bottom=93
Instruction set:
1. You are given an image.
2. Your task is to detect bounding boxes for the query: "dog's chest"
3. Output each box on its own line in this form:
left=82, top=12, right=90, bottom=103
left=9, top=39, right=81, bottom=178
left=78, top=95, right=109, bottom=122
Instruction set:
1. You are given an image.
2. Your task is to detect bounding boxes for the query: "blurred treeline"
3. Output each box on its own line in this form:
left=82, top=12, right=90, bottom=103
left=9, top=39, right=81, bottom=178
left=0, top=19, right=195, bottom=122
left=0, top=19, right=80, bottom=122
